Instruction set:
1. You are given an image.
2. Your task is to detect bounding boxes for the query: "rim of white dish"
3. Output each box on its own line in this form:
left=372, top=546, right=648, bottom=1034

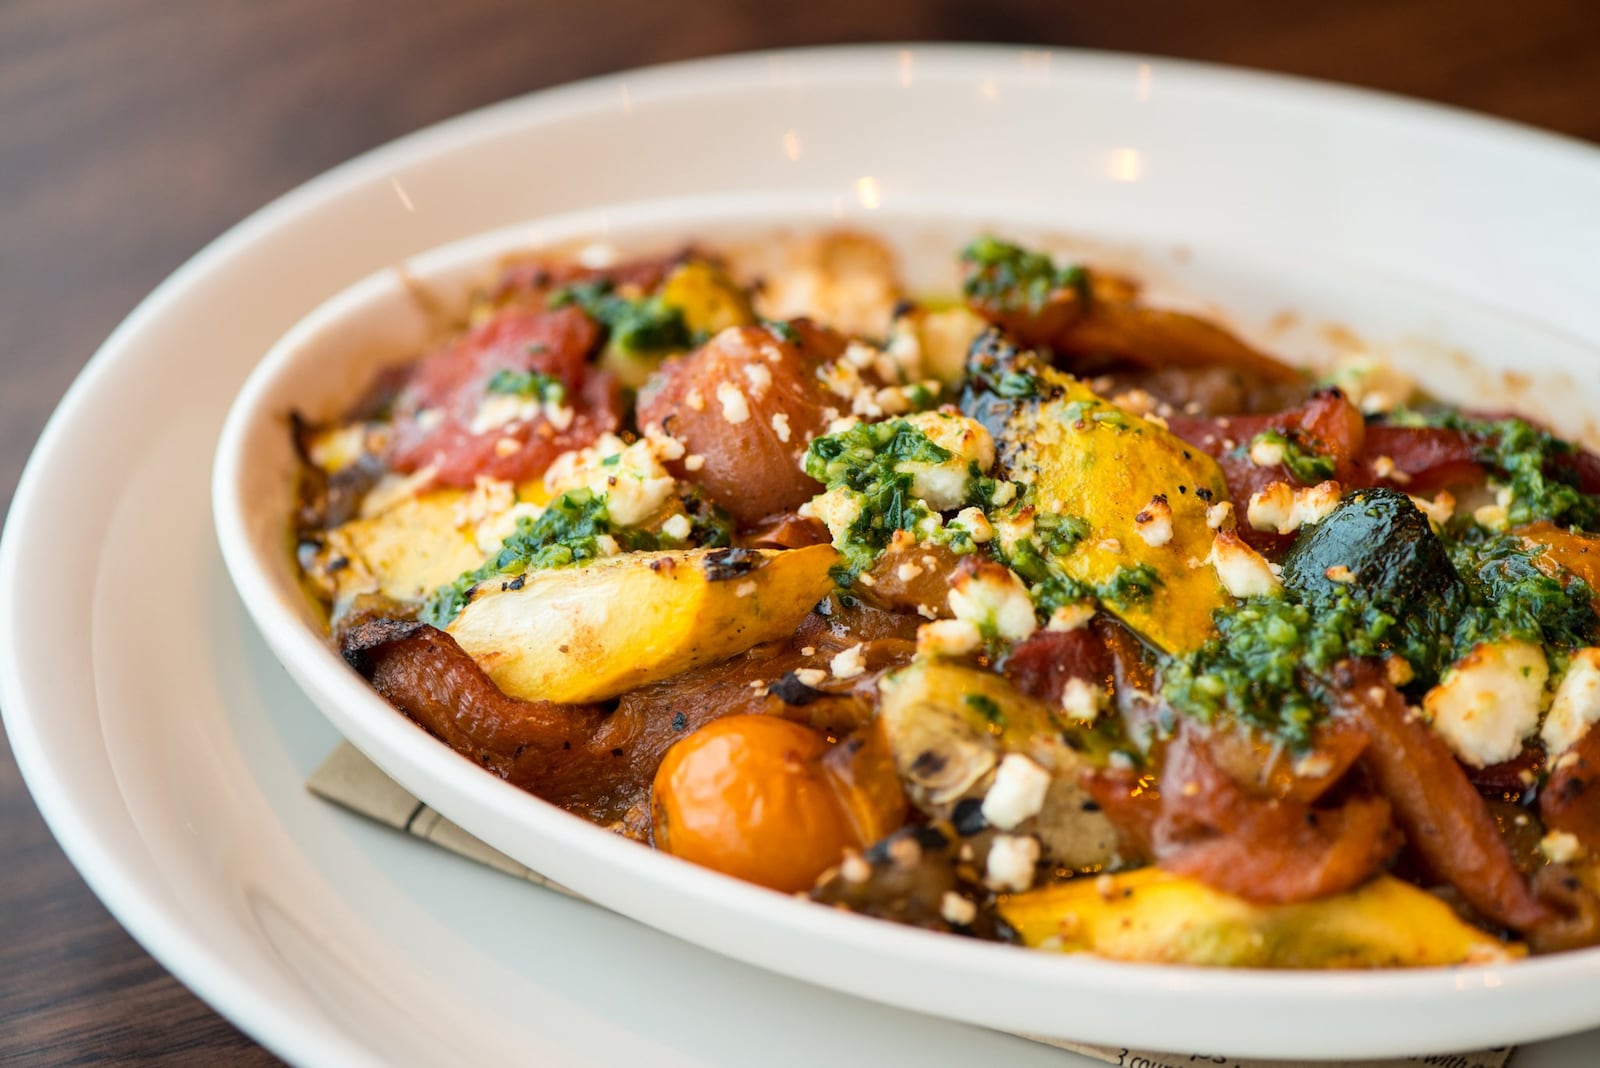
left=6, top=44, right=1600, bottom=1067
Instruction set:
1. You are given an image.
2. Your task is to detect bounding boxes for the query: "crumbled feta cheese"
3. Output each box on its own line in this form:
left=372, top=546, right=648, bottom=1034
left=806, top=486, right=865, bottom=545
left=1370, top=455, right=1410, bottom=484
left=1423, top=640, right=1549, bottom=767
left=985, top=834, right=1041, bottom=892
left=839, top=853, right=872, bottom=884
left=1542, top=648, right=1600, bottom=758
left=1096, top=538, right=1123, bottom=555
left=684, top=454, right=705, bottom=472
left=643, top=425, right=687, bottom=462
left=716, top=381, right=751, bottom=424
left=939, top=891, right=978, bottom=927
left=544, top=403, right=575, bottom=432
left=1324, top=565, right=1356, bottom=584
left=949, top=565, right=1038, bottom=641
left=469, top=391, right=536, bottom=436
left=1249, top=437, right=1287, bottom=468
left=741, top=361, right=772, bottom=397
left=1473, top=503, right=1509, bottom=531
left=896, top=561, right=924, bottom=583
left=685, top=388, right=706, bottom=412
left=991, top=508, right=1037, bottom=558
left=915, top=619, right=983, bottom=658
left=989, top=481, right=1018, bottom=507
left=1133, top=494, right=1173, bottom=547
left=594, top=534, right=621, bottom=557
left=950, top=506, right=995, bottom=544
left=1047, top=602, right=1096, bottom=632
left=981, top=754, right=1053, bottom=831
left=1205, top=500, right=1234, bottom=530
left=830, top=643, right=867, bottom=679
left=660, top=513, right=692, bottom=541
left=543, top=433, right=678, bottom=526
left=1541, top=830, right=1584, bottom=865
left=1206, top=530, right=1282, bottom=598
left=1325, top=351, right=1415, bottom=414
left=770, top=412, right=792, bottom=443
left=897, top=411, right=996, bottom=511
left=793, top=668, right=828, bottom=688
left=1246, top=480, right=1342, bottom=535
left=1406, top=491, right=1454, bottom=529
left=453, top=476, right=517, bottom=529
left=1060, top=677, right=1107, bottom=723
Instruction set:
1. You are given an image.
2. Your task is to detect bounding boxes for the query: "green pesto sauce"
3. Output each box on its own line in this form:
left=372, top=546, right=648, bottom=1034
left=549, top=279, right=691, bottom=355
left=1248, top=428, right=1337, bottom=484
left=420, top=487, right=730, bottom=627
left=485, top=368, right=565, bottom=404
left=991, top=506, right=1158, bottom=620
left=802, top=418, right=985, bottom=583
left=1389, top=408, right=1600, bottom=531
left=964, top=692, right=1008, bottom=729
left=959, top=236, right=1089, bottom=313
left=1162, top=530, right=1598, bottom=750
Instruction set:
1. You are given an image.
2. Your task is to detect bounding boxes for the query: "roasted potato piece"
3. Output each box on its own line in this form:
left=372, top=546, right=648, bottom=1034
left=1000, top=869, right=1519, bottom=967
left=637, top=322, right=844, bottom=524
left=447, top=544, right=838, bottom=703
left=877, top=659, right=1119, bottom=869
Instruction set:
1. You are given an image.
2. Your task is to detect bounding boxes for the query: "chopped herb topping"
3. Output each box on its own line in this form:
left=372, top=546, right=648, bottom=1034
left=1399, top=410, right=1600, bottom=531
left=1247, top=428, right=1337, bottom=484
left=421, top=488, right=728, bottom=627
left=1163, top=525, right=1597, bottom=750
left=803, top=418, right=987, bottom=582
left=964, top=692, right=1008, bottom=730
left=486, top=368, right=565, bottom=404
left=549, top=279, right=691, bottom=355
left=960, top=236, right=1089, bottom=312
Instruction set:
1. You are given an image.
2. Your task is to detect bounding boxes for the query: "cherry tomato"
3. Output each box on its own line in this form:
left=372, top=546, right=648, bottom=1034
left=651, top=714, right=857, bottom=892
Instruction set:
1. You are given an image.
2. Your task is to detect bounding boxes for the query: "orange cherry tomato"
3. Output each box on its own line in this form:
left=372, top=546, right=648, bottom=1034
left=651, top=714, right=858, bottom=892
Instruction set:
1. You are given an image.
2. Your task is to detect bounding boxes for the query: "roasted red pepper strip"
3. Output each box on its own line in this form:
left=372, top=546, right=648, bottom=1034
left=1542, top=727, right=1600, bottom=854
left=1149, top=729, right=1397, bottom=905
left=1003, top=626, right=1113, bottom=708
left=1167, top=389, right=1365, bottom=552
left=1330, top=660, right=1555, bottom=932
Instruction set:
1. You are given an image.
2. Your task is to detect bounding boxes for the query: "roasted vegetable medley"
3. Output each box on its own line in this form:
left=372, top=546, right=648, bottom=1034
left=294, top=233, right=1600, bottom=967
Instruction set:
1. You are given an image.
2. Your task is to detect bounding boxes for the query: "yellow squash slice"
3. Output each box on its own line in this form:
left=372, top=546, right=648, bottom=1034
left=446, top=543, right=838, bottom=703
left=999, top=868, right=1519, bottom=968
left=999, top=370, right=1231, bottom=653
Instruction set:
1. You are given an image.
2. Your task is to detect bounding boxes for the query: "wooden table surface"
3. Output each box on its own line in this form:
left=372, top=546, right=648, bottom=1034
left=3, top=0, right=1598, bottom=1063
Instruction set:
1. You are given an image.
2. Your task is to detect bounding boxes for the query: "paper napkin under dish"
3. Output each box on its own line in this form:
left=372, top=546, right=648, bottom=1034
left=308, top=742, right=1512, bottom=1068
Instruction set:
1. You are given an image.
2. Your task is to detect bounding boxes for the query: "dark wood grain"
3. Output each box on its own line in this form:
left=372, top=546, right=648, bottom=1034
left=2, top=0, right=1597, bottom=1062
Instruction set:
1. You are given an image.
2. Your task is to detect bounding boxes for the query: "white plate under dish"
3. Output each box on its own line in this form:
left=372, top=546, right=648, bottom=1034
left=6, top=46, right=1600, bottom=1066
